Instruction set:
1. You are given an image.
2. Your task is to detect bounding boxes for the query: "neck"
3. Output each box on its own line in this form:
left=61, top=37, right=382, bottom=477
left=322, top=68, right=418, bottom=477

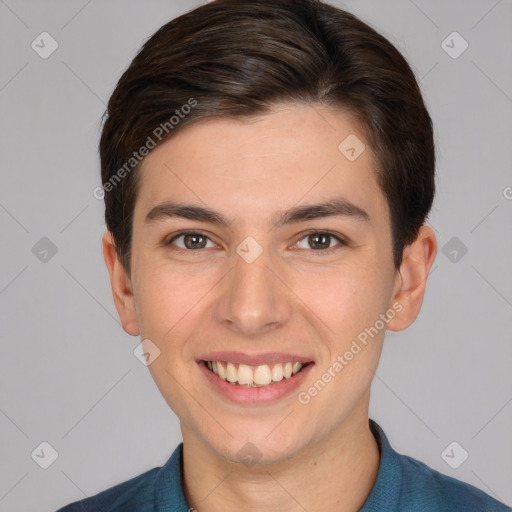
left=181, top=408, right=380, bottom=512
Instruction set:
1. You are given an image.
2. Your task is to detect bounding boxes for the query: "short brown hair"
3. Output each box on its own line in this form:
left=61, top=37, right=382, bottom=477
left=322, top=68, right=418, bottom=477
left=99, top=0, right=435, bottom=274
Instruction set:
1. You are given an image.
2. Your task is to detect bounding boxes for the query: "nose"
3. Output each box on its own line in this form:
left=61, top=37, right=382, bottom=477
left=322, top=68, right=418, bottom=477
left=213, top=245, right=293, bottom=337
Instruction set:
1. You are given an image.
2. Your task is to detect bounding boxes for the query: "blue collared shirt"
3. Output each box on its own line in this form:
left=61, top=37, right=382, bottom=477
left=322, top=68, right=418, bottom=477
left=56, top=420, right=511, bottom=511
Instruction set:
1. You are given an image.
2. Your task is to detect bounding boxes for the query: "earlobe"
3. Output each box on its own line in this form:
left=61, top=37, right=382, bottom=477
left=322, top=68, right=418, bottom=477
left=386, top=225, right=437, bottom=332
left=102, top=231, right=140, bottom=336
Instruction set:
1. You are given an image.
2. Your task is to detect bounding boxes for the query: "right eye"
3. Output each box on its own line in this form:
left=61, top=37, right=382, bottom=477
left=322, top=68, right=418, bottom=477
left=167, top=231, right=218, bottom=251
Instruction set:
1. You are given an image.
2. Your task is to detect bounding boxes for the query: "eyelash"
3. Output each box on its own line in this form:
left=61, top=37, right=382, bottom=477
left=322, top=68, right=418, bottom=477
left=165, top=229, right=348, bottom=256
left=295, top=230, right=349, bottom=255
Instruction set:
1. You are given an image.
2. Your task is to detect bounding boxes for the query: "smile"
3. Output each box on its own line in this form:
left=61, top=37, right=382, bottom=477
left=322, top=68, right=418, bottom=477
left=204, top=360, right=307, bottom=387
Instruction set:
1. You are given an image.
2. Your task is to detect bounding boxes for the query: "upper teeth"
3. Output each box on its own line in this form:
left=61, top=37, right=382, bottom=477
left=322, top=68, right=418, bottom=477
left=206, top=361, right=304, bottom=387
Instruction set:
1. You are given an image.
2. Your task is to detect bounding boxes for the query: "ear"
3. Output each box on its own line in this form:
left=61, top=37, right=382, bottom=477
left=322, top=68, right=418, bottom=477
left=386, top=224, right=437, bottom=332
left=102, top=231, right=140, bottom=336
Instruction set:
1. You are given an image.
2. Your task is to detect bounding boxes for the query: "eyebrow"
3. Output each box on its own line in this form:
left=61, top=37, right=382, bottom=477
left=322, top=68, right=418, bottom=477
left=144, top=197, right=370, bottom=229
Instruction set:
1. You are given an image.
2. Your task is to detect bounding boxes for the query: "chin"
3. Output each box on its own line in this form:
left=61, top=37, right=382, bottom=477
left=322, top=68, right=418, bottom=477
left=210, top=428, right=305, bottom=467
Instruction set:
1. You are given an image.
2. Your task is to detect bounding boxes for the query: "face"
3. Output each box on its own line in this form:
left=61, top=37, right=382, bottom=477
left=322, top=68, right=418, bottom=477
left=107, top=104, right=419, bottom=465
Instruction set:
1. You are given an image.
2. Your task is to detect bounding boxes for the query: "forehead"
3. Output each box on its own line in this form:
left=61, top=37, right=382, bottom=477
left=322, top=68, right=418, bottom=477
left=133, top=104, right=388, bottom=227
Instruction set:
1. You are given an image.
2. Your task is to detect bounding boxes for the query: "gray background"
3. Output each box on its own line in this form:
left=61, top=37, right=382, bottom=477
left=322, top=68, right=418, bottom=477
left=0, top=0, right=511, bottom=510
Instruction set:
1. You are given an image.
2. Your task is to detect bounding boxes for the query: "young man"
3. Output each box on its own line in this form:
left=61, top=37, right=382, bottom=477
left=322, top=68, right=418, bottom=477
left=57, top=0, right=510, bottom=510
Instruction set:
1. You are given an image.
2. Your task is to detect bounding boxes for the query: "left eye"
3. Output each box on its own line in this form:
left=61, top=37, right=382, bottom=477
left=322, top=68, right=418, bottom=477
left=295, top=232, right=346, bottom=251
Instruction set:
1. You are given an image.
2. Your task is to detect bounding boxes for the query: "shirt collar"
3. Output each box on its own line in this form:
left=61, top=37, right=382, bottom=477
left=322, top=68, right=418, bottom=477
left=154, top=443, right=189, bottom=512
left=360, top=419, right=402, bottom=511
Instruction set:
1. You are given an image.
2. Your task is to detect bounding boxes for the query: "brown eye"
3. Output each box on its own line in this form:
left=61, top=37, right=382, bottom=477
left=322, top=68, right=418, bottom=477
left=168, top=232, right=214, bottom=250
left=294, top=231, right=347, bottom=255
left=308, top=233, right=331, bottom=250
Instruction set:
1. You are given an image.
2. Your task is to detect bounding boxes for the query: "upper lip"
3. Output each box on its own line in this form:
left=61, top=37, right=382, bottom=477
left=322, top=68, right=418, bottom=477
left=198, top=351, right=314, bottom=366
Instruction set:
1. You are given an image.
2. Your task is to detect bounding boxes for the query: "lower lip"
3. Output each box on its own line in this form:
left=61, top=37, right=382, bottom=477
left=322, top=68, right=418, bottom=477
left=199, top=361, right=314, bottom=405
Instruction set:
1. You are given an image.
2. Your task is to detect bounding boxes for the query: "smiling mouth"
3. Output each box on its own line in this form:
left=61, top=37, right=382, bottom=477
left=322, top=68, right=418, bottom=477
left=203, top=360, right=312, bottom=387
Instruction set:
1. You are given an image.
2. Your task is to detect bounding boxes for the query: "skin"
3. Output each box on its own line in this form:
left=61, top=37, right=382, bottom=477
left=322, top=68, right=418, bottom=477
left=103, top=103, right=437, bottom=511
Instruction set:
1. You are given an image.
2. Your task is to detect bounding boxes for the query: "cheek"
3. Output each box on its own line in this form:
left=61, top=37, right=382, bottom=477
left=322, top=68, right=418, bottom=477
left=294, top=265, right=389, bottom=414
left=293, top=261, right=389, bottom=342
left=133, top=262, right=200, bottom=345
left=132, top=265, right=206, bottom=418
